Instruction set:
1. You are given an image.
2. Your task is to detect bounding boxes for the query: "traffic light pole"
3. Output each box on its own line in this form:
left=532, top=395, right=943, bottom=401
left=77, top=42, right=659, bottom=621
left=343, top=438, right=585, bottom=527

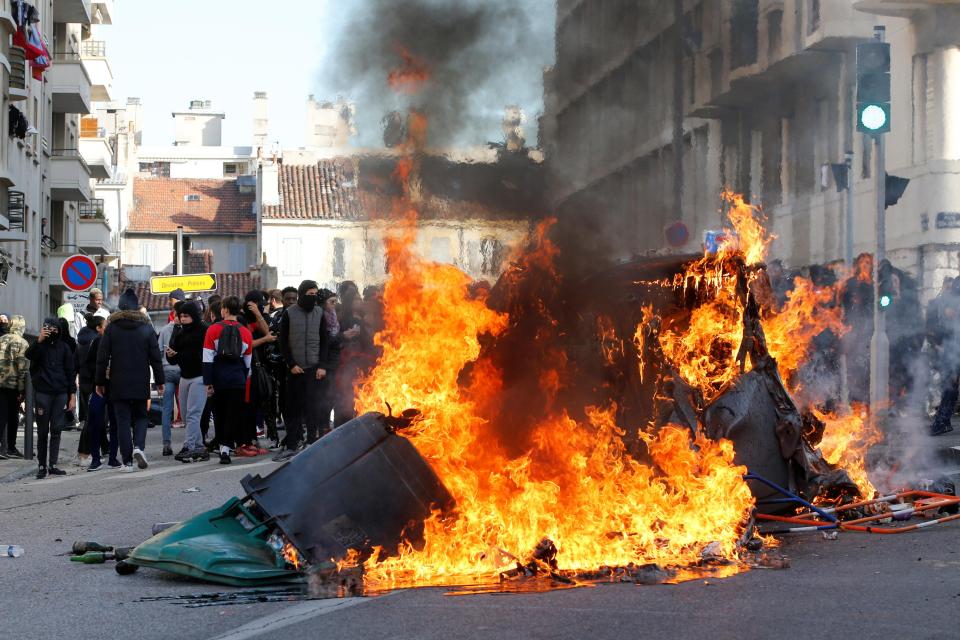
left=868, top=29, right=889, bottom=418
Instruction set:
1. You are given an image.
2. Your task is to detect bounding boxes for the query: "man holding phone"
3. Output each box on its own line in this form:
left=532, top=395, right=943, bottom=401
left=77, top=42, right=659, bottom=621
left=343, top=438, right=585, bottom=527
left=25, top=318, right=77, bottom=478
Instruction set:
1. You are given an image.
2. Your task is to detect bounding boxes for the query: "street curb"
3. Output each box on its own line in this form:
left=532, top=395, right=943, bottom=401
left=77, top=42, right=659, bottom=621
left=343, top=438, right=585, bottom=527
left=0, top=462, right=38, bottom=484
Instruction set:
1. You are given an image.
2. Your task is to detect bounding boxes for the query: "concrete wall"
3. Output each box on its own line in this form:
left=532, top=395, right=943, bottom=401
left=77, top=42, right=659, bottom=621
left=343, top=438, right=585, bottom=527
left=123, top=234, right=256, bottom=274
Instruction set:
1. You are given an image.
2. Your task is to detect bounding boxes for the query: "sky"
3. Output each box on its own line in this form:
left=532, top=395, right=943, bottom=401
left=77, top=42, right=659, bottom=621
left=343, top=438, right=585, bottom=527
left=108, top=0, right=555, bottom=149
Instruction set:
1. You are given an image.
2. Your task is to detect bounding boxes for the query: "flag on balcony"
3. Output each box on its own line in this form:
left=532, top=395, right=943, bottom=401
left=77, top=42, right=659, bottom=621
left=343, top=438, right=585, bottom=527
left=13, top=25, right=44, bottom=61
left=28, top=29, right=50, bottom=80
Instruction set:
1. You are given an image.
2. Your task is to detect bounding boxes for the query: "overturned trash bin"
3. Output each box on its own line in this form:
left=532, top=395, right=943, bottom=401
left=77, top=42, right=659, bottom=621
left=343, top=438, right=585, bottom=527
left=242, top=411, right=455, bottom=566
left=126, top=411, right=454, bottom=586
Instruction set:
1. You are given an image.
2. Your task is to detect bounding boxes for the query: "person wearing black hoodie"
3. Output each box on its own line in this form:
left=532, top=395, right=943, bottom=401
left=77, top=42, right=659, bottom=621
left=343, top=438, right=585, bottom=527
left=95, top=289, right=164, bottom=471
left=25, top=317, right=77, bottom=478
left=166, top=301, right=209, bottom=462
left=76, top=314, right=105, bottom=463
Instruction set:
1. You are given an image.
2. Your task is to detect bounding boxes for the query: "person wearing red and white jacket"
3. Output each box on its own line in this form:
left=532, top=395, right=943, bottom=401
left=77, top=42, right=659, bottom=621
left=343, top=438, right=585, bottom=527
left=202, top=296, right=253, bottom=465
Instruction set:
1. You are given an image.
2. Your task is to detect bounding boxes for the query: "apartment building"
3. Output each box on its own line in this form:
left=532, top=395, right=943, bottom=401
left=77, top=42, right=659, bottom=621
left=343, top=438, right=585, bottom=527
left=547, top=0, right=960, bottom=299
left=0, top=0, right=115, bottom=330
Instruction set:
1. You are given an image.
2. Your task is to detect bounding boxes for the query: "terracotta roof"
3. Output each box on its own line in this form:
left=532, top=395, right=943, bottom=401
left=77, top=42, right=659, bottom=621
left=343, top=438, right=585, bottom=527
left=133, top=272, right=262, bottom=312
left=128, top=177, right=256, bottom=234
left=262, top=159, right=364, bottom=220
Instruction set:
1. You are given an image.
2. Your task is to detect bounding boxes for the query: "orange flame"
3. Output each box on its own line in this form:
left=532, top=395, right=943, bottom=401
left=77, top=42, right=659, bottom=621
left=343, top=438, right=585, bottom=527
left=388, top=47, right=431, bottom=94
left=813, top=406, right=881, bottom=497
left=283, top=542, right=302, bottom=571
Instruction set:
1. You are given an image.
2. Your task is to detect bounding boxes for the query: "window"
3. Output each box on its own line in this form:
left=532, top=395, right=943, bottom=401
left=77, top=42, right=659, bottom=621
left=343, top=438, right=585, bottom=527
left=281, top=238, right=302, bottom=276
left=430, top=237, right=453, bottom=264
left=730, top=0, right=759, bottom=70
left=709, top=49, right=724, bottom=97
left=139, top=240, right=160, bottom=268
left=767, top=10, right=782, bottom=61
left=479, top=237, right=504, bottom=276
left=808, top=0, right=821, bottom=34
left=364, top=238, right=385, bottom=276
left=229, top=243, right=247, bottom=272
left=332, top=238, right=346, bottom=279
left=184, top=194, right=201, bottom=202
left=223, top=163, right=238, bottom=176
left=139, top=161, right=170, bottom=177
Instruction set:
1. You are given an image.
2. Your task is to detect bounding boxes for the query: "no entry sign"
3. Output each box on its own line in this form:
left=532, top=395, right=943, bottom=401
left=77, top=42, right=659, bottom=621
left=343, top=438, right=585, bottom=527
left=60, top=254, right=98, bottom=292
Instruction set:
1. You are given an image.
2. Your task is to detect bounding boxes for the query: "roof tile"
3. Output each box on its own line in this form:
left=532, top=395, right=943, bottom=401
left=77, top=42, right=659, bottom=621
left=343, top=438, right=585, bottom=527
left=128, top=177, right=256, bottom=234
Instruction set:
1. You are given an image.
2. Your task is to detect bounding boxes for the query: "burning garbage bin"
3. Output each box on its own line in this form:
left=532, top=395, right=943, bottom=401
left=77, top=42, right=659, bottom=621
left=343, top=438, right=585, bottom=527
left=125, top=412, right=454, bottom=586
left=242, top=411, right=454, bottom=566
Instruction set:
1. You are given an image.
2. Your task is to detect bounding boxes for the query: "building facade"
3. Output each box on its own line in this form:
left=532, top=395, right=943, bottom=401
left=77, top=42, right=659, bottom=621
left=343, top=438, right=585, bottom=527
left=548, top=0, right=960, bottom=299
left=258, top=154, right=537, bottom=291
left=0, top=0, right=116, bottom=331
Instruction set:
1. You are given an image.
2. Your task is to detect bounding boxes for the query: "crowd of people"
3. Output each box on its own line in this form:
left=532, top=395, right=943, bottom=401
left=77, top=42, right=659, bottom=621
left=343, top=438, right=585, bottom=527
left=0, top=280, right=383, bottom=478
left=768, top=253, right=960, bottom=436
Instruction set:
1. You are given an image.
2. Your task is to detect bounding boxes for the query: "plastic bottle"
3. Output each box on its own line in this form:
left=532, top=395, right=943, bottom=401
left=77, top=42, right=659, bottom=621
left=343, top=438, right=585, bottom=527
left=2, top=545, right=24, bottom=558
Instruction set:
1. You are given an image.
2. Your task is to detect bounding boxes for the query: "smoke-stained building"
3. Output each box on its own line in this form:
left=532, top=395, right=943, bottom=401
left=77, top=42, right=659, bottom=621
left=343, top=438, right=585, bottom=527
left=547, top=0, right=960, bottom=299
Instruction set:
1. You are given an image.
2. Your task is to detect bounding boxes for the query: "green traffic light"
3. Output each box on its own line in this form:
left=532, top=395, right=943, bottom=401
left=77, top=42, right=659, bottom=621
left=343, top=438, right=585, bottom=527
left=860, top=105, right=887, bottom=131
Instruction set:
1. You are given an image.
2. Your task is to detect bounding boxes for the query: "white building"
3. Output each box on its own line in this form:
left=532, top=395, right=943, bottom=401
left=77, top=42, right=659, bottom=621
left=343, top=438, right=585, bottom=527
left=0, top=0, right=116, bottom=331
left=258, top=149, right=541, bottom=291
left=547, top=0, right=960, bottom=300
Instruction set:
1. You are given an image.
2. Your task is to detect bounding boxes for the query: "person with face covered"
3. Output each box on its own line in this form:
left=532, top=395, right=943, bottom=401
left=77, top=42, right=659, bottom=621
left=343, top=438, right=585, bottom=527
left=26, top=318, right=77, bottom=478
left=0, top=315, right=28, bottom=458
left=274, top=280, right=332, bottom=461
left=234, top=290, right=274, bottom=455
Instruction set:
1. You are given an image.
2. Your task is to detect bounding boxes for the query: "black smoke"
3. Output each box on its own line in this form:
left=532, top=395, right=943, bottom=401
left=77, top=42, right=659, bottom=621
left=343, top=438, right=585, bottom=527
left=318, top=0, right=554, bottom=147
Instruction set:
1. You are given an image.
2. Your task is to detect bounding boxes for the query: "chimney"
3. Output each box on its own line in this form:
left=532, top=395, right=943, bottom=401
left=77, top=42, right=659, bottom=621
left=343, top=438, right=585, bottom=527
left=502, top=105, right=525, bottom=153
left=253, top=91, right=269, bottom=153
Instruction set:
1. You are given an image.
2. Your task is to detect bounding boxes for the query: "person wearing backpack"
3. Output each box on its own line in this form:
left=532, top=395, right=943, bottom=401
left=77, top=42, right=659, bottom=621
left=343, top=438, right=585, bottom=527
left=202, top=296, right=254, bottom=465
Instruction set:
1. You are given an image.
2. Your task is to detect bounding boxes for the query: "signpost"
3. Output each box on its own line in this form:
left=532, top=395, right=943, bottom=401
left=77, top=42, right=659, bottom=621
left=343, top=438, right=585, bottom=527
left=149, top=273, right=217, bottom=295
left=60, top=254, right=98, bottom=292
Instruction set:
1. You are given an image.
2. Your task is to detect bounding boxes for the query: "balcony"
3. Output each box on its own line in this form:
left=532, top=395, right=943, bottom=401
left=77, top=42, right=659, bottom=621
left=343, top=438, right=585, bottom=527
left=48, top=53, right=92, bottom=114
left=49, top=149, right=92, bottom=203
left=0, top=190, right=28, bottom=243
left=8, top=46, right=28, bottom=101
left=79, top=135, right=114, bottom=179
left=92, top=0, right=113, bottom=24
left=53, top=0, right=91, bottom=25
left=804, top=0, right=877, bottom=51
left=78, top=205, right=112, bottom=255
left=80, top=40, right=113, bottom=102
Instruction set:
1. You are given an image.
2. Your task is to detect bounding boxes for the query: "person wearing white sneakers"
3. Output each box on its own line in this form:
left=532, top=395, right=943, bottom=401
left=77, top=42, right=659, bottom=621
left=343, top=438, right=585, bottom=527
left=95, top=289, right=164, bottom=471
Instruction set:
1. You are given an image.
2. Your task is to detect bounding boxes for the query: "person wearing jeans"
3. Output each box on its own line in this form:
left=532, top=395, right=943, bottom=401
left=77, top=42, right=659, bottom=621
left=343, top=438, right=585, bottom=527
left=157, top=307, right=182, bottom=456
left=167, top=301, right=209, bottom=462
left=25, top=318, right=76, bottom=478
left=96, top=289, right=164, bottom=471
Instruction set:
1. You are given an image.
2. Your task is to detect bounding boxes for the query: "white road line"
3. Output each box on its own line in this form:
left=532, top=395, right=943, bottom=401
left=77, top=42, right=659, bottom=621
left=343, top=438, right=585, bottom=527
left=205, top=596, right=382, bottom=640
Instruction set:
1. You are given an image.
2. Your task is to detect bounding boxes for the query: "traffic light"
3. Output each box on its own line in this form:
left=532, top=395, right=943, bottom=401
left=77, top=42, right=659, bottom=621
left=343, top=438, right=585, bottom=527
left=885, top=174, right=909, bottom=208
left=856, top=41, right=891, bottom=134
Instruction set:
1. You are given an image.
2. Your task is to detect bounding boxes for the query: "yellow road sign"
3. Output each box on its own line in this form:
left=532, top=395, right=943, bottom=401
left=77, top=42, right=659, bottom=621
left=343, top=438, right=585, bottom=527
left=150, top=273, right=217, bottom=294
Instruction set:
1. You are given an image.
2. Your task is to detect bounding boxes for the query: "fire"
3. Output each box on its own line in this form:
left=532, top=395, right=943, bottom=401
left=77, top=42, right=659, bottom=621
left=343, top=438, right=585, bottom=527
left=283, top=542, right=302, bottom=571
left=814, top=406, right=881, bottom=497
left=387, top=47, right=431, bottom=94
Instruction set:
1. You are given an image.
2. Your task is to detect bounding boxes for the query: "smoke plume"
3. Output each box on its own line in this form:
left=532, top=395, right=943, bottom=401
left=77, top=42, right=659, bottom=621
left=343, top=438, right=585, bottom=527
left=318, top=0, right=554, bottom=147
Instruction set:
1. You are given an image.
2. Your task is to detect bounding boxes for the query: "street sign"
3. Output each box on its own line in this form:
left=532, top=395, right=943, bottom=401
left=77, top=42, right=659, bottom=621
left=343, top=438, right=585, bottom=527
left=150, top=273, right=217, bottom=294
left=60, top=254, right=98, bottom=292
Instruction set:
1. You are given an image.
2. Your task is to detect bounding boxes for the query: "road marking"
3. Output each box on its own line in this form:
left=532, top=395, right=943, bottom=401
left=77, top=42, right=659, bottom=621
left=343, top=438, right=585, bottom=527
left=205, top=596, right=382, bottom=640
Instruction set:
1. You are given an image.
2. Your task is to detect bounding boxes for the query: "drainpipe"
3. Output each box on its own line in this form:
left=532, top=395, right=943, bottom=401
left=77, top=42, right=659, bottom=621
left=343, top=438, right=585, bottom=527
left=176, top=225, right=183, bottom=275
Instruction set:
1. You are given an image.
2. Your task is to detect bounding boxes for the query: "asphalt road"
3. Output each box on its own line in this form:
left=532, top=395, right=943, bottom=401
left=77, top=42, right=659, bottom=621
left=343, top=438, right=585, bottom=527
left=1, top=426, right=959, bottom=640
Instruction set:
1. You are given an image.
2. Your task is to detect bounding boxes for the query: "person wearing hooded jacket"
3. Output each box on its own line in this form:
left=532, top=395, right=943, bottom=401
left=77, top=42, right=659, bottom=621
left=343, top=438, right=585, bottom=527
left=26, top=317, right=77, bottom=478
left=0, top=315, right=28, bottom=458
left=166, top=301, right=210, bottom=462
left=95, top=289, right=164, bottom=471
left=274, top=280, right=332, bottom=461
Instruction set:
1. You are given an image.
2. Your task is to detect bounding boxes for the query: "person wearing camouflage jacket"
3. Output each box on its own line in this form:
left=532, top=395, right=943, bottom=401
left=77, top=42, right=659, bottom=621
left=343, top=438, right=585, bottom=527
left=0, top=315, right=28, bottom=457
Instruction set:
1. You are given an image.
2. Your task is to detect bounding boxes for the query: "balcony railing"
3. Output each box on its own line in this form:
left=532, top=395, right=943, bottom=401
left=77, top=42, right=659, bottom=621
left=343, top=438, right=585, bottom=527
left=7, top=191, right=25, bottom=232
left=80, top=40, right=106, bottom=58
left=79, top=198, right=104, bottom=219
